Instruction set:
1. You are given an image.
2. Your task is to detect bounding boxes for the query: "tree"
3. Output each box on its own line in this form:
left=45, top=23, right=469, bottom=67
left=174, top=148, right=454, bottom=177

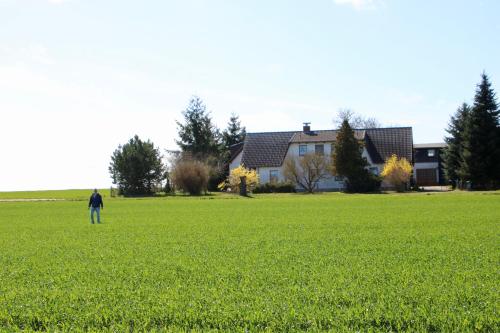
left=381, top=154, right=412, bottom=192
left=332, top=119, right=381, bottom=192
left=222, top=113, right=246, bottom=148
left=176, top=96, right=225, bottom=191
left=220, top=113, right=246, bottom=178
left=443, top=103, right=471, bottom=184
left=459, top=73, right=500, bottom=189
left=109, top=135, right=165, bottom=196
left=333, top=108, right=381, bottom=129
left=176, top=96, right=221, bottom=159
left=283, top=153, right=331, bottom=193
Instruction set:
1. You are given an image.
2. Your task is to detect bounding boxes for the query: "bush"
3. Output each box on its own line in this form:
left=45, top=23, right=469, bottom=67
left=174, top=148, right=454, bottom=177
left=345, top=171, right=381, bottom=193
left=253, top=182, right=296, bottom=194
left=219, top=165, right=259, bottom=192
left=381, top=154, right=412, bottom=192
left=171, top=160, right=209, bottom=195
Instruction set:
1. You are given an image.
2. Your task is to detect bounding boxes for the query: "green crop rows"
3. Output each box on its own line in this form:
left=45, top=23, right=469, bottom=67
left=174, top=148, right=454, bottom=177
left=0, top=192, right=498, bottom=332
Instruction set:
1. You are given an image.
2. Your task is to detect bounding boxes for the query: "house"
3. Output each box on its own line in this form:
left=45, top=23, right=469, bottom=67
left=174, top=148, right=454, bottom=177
left=229, top=123, right=414, bottom=191
left=413, top=143, right=447, bottom=186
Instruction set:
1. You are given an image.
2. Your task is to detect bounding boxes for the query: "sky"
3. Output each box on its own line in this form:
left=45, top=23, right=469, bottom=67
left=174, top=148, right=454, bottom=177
left=0, top=0, right=499, bottom=191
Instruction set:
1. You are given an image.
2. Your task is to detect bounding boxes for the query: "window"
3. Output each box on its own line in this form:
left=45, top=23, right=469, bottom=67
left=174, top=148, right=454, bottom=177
left=369, top=167, right=379, bottom=176
left=269, top=170, right=279, bottom=183
left=299, top=145, right=307, bottom=156
left=315, top=144, right=324, bottom=155
left=427, top=149, right=435, bottom=157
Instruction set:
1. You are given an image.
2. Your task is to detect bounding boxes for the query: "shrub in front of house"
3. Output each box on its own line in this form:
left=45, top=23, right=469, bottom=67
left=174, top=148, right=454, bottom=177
left=381, top=154, right=412, bottom=192
left=171, top=160, right=209, bottom=195
left=253, top=182, right=296, bottom=194
left=345, top=171, right=381, bottom=193
left=218, top=165, right=259, bottom=193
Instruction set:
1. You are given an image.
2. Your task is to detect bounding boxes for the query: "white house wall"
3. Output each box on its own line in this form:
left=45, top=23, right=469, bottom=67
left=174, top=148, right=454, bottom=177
left=229, top=151, right=243, bottom=171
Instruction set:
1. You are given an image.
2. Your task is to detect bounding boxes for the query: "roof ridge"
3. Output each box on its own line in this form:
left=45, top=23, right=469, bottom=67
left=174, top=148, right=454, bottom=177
left=247, top=127, right=412, bottom=135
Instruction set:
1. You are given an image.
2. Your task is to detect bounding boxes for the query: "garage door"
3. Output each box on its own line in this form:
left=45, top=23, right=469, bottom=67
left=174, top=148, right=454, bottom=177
left=416, top=168, right=438, bottom=186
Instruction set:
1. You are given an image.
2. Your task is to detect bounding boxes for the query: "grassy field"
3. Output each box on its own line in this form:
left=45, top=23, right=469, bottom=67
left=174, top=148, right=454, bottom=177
left=0, top=191, right=498, bottom=332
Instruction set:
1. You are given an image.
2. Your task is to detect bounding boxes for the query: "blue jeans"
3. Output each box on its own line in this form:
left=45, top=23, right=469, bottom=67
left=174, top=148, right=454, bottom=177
left=90, top=207, right=101, bottom=224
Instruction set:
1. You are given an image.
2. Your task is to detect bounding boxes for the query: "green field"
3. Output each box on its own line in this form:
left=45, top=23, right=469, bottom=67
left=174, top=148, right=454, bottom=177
left=0, top=191, right=498, bottom=332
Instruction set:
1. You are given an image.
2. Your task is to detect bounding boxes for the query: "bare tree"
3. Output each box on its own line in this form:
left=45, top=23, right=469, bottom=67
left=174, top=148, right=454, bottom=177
left=333, top=108, right=381, bottom=129
left=283, top=153, right=332, bottom=193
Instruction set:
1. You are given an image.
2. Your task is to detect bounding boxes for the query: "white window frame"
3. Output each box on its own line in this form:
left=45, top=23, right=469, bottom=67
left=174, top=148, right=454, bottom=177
left=427, top=149, right=435, bottom=157
left=315, top=144, right=324, bottom=155
left=269, top=170, right=279, bottom=183
left=299, top=145, right=308, bottom=156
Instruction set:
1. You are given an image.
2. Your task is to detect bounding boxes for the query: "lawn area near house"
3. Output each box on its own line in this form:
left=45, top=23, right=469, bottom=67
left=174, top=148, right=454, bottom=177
left=0, top=191, right=498, bottom=332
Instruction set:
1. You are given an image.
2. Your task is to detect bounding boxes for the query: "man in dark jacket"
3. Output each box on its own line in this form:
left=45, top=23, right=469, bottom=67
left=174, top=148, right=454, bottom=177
left=88, top=189, right=104, bottom=224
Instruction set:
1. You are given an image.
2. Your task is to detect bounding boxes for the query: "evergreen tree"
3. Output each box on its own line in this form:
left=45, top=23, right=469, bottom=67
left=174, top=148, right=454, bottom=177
left=460, top=73, right=500, bottom=189
left=220, top=113, right=246, bottom=174
left=176, top=96, right=221, bottom=159
left=443, top=103, right=471, bottom=183
left=222, top=113, right=246, bottom=148
left=333, top=119, right=380, bottom=192
left=109, top=135, right=165, bottom=196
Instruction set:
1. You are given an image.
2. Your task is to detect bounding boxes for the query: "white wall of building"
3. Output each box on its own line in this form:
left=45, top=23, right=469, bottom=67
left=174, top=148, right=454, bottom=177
left=229, top=151, right=243, bottom=171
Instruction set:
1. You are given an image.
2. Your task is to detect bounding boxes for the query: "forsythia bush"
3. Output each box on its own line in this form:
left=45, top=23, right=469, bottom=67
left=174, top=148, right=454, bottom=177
left=218, top=165, right=259, bottom=192
left=381, top=154, right=412, bottom=192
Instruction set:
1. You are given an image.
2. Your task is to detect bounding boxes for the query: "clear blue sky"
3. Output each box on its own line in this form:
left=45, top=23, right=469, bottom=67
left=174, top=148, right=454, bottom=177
left=1, top=0, right=499, bottom=190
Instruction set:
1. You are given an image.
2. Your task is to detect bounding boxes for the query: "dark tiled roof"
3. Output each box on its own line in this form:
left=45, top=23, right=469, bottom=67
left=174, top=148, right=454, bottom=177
left=290, top=130, right=365, bottom=143
left=239, top=127, right=413, bottom=168
left=240, top=132, right=295, bottom=168
left=229, top=142, right=244, bottom=162
left=365, top=127, right=413, bottom=163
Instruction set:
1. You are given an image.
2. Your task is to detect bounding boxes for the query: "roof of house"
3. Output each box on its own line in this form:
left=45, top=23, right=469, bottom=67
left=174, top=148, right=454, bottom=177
left=229, top=142, right=244, bottom=160
left=365, top=127, right=414, bottom=163
left=414, top=143, right=447, bottom=149
left=290, top=130, right=366, bottom=143
left=235, top=127, right=413, bottom=168
left=240, top=131, right=296, bottom=168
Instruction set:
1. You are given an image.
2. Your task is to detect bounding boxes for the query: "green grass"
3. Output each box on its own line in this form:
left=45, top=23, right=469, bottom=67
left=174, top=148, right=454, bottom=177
left=0, top=192, right=498, bottom=332
left=0, top=189, right=110, bottom=200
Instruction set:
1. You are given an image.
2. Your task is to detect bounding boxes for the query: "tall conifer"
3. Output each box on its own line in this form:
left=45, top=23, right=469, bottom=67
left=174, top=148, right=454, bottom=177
left=460, top=73, right=500, bottom=188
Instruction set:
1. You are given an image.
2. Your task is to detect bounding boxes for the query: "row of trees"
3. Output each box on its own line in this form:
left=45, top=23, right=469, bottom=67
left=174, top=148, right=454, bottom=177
left=109, top=96, right=246, bottom=196
left=443, top=73, right=500, bottom=189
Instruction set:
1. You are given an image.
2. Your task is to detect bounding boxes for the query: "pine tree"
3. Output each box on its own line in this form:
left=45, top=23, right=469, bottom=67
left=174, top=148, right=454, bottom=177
left=109, top=135, right=165, bottom=196
left=459, top=73, right=500, bottom=189
left=333, top=119, right=380, bottom=192
left=176, top=96, right=221, bottom=159
left=443, top=103, right=471, bottom=183
left=222, top=113, right=246, bottom=148
left=220, top=113, right=246, bottom=177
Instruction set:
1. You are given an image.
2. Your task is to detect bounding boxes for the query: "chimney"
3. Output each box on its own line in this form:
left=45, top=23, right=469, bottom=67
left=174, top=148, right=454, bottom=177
left=303, top=122, right=311, bottom=133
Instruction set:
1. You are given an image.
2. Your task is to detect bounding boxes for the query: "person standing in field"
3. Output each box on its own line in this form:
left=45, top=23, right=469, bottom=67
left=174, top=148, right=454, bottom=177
left=88, top=189, right=103, bottom=224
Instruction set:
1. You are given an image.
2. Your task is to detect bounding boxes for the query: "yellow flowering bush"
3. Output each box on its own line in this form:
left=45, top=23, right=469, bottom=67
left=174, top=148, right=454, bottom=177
left=381, top=154, right=412, bottom=192
left=218, top=165, right=259, bottom=192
